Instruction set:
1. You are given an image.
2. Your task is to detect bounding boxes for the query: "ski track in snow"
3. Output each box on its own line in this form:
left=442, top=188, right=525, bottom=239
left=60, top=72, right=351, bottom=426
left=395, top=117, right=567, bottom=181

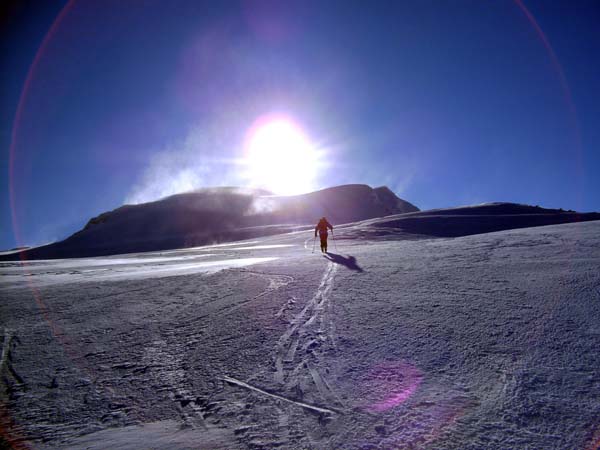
left=216, top=259, right=347, bottom=447
left=271, top=261, right=342, bottom=406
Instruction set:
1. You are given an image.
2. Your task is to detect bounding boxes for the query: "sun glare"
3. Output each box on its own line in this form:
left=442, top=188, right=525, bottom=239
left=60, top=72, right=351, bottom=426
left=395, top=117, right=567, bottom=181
left=244, top=117, right=319, bottom=195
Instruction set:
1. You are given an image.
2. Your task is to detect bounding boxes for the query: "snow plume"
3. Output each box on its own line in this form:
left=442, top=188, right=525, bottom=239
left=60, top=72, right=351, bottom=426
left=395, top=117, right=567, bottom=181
left=329, top=149, right=418, bottom=201
left=125, top=126, right=242, bottom=205
left=391, top=173, right=414, bottom=196
left=247, top=195, right=279, bottom=215
left=375, top=157, right=418, bottom=197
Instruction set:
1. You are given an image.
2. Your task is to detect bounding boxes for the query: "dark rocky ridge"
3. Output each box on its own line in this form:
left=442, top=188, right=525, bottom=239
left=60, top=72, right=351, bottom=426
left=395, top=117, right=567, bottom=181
left=4, top=184, right=418, bottom=260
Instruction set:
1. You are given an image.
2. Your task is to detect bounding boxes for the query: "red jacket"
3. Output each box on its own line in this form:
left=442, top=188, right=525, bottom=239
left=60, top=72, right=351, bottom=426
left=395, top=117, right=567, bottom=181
left=315, top=218, right=333, bottom=237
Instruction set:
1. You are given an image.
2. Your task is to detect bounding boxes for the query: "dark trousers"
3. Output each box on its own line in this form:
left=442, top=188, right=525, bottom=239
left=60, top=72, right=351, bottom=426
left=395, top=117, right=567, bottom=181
left=319, top=233, right=328, bottom=252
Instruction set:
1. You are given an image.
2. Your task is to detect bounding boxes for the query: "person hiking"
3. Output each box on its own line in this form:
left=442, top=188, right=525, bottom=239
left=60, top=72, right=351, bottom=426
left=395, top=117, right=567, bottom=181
left=314, top=217, right=333, bottom=253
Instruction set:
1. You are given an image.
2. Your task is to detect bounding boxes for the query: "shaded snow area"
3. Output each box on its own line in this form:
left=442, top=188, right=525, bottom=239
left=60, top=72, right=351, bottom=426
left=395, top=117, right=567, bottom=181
left=1, top=221, right=600, bottom=449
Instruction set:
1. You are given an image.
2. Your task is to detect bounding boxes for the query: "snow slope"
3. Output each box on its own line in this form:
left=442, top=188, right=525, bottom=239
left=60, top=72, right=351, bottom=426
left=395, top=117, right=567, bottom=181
left=1, top=220, right=600, bottom=449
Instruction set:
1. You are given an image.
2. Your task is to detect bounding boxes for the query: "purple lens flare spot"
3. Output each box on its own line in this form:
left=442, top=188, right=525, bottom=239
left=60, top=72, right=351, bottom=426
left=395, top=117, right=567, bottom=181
left=363, top=361, right=423, bottom=413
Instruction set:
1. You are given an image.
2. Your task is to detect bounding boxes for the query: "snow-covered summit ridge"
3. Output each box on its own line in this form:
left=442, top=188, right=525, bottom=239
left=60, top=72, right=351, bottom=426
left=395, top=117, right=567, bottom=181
left=81, top=184, right=417, bottom=232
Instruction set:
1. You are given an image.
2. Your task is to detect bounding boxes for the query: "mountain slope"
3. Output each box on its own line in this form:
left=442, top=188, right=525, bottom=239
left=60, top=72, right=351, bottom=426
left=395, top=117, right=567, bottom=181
left=3, top=185, right=419, bottom=260
left=5, top=186, right=599, bottom=261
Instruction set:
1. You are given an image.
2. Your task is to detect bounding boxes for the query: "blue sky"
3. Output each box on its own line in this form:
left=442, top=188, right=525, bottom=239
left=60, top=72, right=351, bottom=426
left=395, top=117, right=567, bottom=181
left=1, top=0, right=599, bottom=249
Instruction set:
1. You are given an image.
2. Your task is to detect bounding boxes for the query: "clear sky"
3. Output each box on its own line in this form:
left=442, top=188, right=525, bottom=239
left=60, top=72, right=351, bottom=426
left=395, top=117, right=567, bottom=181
left=1, top=0, right=599, bottom=249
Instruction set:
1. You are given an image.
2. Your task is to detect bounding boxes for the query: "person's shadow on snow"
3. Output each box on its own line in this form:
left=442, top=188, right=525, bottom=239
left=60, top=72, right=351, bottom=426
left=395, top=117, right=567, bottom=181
left=323, top=252, right=364, bottom=272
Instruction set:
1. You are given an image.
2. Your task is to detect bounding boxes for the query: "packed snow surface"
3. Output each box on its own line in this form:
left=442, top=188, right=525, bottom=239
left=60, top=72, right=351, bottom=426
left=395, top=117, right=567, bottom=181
left=1, top=220, right=600, bottom=449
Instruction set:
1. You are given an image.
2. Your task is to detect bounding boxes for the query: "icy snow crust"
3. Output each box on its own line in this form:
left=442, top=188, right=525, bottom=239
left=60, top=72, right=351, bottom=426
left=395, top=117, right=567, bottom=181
left=1, top=220, right=600, bottom=449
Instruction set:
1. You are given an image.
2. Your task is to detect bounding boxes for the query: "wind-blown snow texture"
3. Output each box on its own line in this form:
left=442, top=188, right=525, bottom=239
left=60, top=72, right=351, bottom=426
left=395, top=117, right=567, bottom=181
left=1, top=220, right=600, bottom=449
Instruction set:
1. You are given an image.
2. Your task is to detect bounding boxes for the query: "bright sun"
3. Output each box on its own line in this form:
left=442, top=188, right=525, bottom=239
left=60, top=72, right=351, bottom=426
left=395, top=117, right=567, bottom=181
left=244, top=117, right=319, bottom=195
